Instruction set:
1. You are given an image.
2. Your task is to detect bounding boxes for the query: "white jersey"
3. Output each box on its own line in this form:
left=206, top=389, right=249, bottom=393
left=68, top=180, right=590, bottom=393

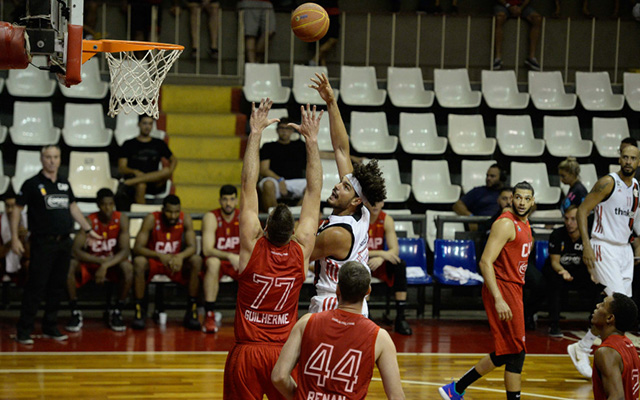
left=315, top=206, right=371, bottom=294
left=591, top=172, right=640, bottom=245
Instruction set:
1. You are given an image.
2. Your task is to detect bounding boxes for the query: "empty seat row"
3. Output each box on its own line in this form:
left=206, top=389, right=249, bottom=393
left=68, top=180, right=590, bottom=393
left=3, top=56, right=108, bottom=99
left=3, top=102, right=164, bottom=147
left=243, top=63, right=640, bottom=111
left=262, top=108, right=635, bottom=158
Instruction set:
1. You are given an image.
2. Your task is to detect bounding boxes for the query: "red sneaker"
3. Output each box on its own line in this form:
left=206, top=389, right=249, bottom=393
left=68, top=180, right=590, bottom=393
left=202, top=311, right=219, bottom=333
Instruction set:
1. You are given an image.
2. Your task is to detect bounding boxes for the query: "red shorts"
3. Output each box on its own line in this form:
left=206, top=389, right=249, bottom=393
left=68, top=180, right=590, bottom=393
left=76, top=262, right=121, bottom=288
left=223, top=342, right=294, bottom=400
left=482, top=280, right=526, bottom=355
left=372, top=262, right=394, bottom=287
left=147, top=258, right=189, bottom=286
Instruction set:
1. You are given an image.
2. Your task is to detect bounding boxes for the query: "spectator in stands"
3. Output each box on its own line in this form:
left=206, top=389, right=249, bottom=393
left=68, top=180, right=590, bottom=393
left=493, top=0, right=542, bottom=71
left=65, top=189, right=133, bottom=333
left=310, top=1, right=339, bottom=66
left=12, top=145, right=101, bottom=345
left=558, top=157, right=587, bottom=215
left=118, top=115, right=177, bottom=206
left=259, top=118, right=307, bottom=212
left=171, top=0, right=219, bottom=59
left=543, top=205, right=601, bottom=337
left=131, top=194, right=202, bottom=330
left=366, top=201, right=412, bottom=336
left=201, top=184, right=240, bottom=333
left=479, top=187, right=514, bottom=236
left=453, top=164, right=507, bottom=226
left=0, top=191, right=29, bottom=282
left=238, top=0, right=275, bottom=63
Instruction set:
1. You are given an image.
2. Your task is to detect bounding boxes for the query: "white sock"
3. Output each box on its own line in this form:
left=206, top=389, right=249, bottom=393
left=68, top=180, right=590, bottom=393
left=579, top=330, right=597, bottom=350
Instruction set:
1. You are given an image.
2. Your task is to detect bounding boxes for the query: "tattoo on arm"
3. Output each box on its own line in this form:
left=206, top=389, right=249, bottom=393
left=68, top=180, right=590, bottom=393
left=591, top=179, right=610, bottom=194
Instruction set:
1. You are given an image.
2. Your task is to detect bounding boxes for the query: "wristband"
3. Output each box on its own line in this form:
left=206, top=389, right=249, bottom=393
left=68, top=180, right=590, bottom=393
left=278, top=177, right=285, bottom=183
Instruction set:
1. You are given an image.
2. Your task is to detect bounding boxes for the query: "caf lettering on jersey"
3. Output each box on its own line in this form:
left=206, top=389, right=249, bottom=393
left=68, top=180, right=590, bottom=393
left=521, top=242, right=531, bottom=258
left=216, top=236, right=239, bottom=250
left=244, top=309, right=290, bottom=325
left=90, top=238, right=117, bottom=254
left=306, top=392, right=346, bottom=400
left=154, top=241, right=181, bottom=254
left=367, top=237, right=383, bottom=249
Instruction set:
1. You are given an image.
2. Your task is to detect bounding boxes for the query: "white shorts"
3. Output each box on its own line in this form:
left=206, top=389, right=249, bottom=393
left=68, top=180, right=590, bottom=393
left=591, top=238, right=633, bottom=296
left=258, top=177, right=306, bottom=200
left=309, top=291, right=369, bottom=317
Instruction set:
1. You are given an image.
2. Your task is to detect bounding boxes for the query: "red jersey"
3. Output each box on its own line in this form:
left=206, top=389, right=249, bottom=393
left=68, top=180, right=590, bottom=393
left=367, top=211, right=386, bottom=251
left=234, top=236, right=305, bottom=344
left=594, top=334, right=640, bottom=400
left=493, top=211, right=532, bottom=285
left=147, top=211, right=184, bottom=255
left=87, top=211, right=122, bottom=257
left=296, top=309, right=379, bottom=400
left=212, top=208, right=240, bottom=254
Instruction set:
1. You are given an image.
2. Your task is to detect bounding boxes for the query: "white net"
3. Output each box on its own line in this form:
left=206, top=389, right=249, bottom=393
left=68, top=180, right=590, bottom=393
left=105, top=48, right=182, bottom=119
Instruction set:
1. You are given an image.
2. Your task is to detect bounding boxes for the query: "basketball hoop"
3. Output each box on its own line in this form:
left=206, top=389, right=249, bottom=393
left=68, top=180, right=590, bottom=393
left=82, top=40, right=184, bottom=119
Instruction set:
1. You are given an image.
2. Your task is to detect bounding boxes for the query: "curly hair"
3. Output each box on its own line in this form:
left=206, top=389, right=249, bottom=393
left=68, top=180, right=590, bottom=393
left=352, top=159, right=386, bottom=205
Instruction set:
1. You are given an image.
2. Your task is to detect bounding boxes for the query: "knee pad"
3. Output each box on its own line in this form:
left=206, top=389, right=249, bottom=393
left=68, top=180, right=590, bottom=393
left=490, top=351, right=526, bottom=374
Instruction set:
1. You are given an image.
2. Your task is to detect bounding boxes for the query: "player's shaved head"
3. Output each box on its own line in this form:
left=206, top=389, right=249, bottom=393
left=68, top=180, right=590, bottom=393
left=619, top=144, right=640, bottom=177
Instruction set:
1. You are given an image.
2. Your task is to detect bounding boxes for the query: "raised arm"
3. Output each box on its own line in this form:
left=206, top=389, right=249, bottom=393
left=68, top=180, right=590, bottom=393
left=271, top=313, right=312, bottom=399
left=578, top=175, right=614, bottom=274
left=290, top=104, right=323, bottom=261
left=479, top=217, right=515, bottom=321
left=310, top=73, right=353, bottom=177
left=239, top=99, right=279, bottom=272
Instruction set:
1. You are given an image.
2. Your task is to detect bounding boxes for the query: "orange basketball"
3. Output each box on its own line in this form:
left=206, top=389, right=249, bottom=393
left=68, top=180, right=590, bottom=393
left=291, top=3, right=330, bottom=43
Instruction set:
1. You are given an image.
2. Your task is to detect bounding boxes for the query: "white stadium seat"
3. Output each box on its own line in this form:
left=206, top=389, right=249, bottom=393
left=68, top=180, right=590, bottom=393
left=461, top=160, right=496, bottom=194
left=528, top=71, right=576, bottom=110
left=623, top=72, right=640, bottom=112
left=495, top=114, right=544, bottom=157
left=592, top=117, right=629, bottom=158
left=387, top=67, right=434, bottom=108
left=68, top=152, right=119, bottom=198
left=434, top=68, right=481, bottom=108
left=62, top=103, right=113, bottom=147
left=292, top=65, right=339, bottom=104
left=576, top=71, right=624, bottom=111
left=448, top=114, right=496, bottom=156
left=377, top=159, right=410, bottom=203
left=12, top=150, right=41, bottom=192
left=339, top=66, right=386, bottom=106
left=510, top=162, right=561, bottom=204
left=59, top=57, right=109, bottom=99
left=399, top=112, right=447, bottom=155
left=349, top=111, right=397, bottom=154
left=6, top=55, right=56, bottom=97
left=425, top=210, right=465, bottom=252
left=9, top=101, right=61, bottom=146
left=543, top=116, right=592, bottom=158
left=242, top=63, right=290, bottom=104
left=411, top=160, right=461, bottom=204
left=481, top=70, right=529, bottom=109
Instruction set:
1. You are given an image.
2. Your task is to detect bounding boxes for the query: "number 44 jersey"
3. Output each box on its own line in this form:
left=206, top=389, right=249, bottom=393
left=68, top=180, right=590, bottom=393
left=296, top=309, right=380, bottom=400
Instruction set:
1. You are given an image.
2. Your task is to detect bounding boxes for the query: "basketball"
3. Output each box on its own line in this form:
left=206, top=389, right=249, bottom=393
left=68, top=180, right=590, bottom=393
left=291, top=3, right=330, bottom=43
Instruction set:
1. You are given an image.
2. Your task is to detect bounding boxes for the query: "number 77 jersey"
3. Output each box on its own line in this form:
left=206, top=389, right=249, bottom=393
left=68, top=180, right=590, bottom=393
left=234, top=236, right=306, bottom=344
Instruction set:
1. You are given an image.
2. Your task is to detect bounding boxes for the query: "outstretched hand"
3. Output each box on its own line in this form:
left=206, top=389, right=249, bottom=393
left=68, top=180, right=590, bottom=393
left=309, top=73, right=335, bottom=104
left=288, top=104, right=323, bottom=143
left=250, top=98, right=279, bottom=134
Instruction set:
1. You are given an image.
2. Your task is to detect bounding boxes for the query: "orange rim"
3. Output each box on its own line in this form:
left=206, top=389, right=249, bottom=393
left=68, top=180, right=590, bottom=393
left=81, top=39, right=184, bottom=63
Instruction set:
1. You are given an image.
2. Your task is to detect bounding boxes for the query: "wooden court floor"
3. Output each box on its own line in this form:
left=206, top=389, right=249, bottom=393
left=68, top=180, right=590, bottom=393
left=0, top=315, right=634, bottom=399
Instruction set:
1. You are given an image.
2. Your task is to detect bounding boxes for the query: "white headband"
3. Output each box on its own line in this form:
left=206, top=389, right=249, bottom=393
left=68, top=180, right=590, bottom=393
left=346, top=173, right=368, bottom=205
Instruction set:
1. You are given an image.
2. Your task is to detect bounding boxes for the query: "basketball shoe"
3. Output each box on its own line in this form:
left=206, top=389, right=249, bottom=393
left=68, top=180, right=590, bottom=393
left=65, top=310, right=83, bottom=332
left=183, top=303, right=201, bottom=330
left=567, top=342, right=592, bottom=378
left=439, top=382, right=464, bottom=400
left=202, top=311, right=219, bottom=333
left=131, top=303, right=146, bottom=330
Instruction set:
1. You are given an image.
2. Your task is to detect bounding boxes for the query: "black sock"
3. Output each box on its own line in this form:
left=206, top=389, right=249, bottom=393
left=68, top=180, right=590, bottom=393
left=205, top=302, right=216, bottom=313
left=69, top=299, right=78, bottom=311
left=455, top=367, right=481, bottom=394
left=115, top=300, right=125, bottom=312
left=507, top=391, right=521, bottom=400
left=396, top=301, right=407, bottom=320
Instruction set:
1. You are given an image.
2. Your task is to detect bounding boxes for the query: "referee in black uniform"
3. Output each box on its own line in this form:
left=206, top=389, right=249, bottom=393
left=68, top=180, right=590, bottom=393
left=11, top=145, right=101, bottom=345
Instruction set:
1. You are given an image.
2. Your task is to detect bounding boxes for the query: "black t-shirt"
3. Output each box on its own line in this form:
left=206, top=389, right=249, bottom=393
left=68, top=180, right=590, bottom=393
left=560, top=181, right=587, bottom=215
left=460, top=186, right=501, bottom=216
left=260, top=140, right=307, bottom=179
left=548, top=226, right=585, bottom=271
left=17, top=171, right=75, bottom=236
left=120, top=137, right=173, bottom=174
